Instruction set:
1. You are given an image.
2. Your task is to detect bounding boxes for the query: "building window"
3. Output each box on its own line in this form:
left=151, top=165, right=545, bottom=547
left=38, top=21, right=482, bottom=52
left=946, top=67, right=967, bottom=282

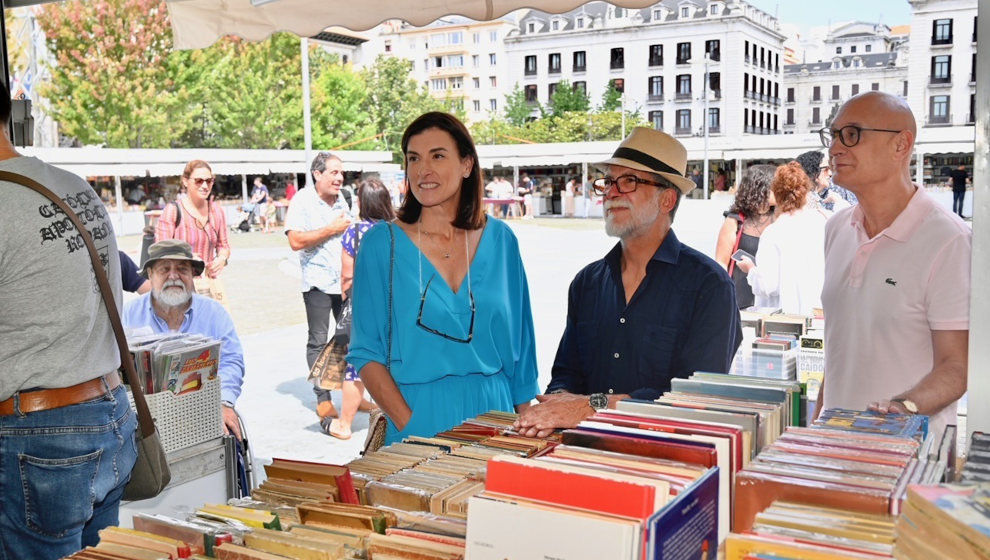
left=430, top=78, right=447, bottom=91
left=676, top=74, right=691, bottom=98
left=786, top=87, right=795, bottom=102
left=851, top=83, right=859, bottom=95
left=903, top=81, right=909, bottom=96
left=931, top=55, right=951, bottom=83
left=974, top=16, right=978, bottom=42
left=384, top=40, right=392, bottom=53
left=610, top=78, right=624, bottom=93
left=473, top=77, right=480, bottom=89
left=649, top=44, right=663, bottom=66
left=648, top=76, right=663, bottom=99
left=813, top=86, right=821, bottom=101
left=973, top=53, right=977, bottom=82
left=652, top=9, right=662, bottom=20
left=871, top=82, right=879, bottom=91
left=710, top=4, right=718, bottom=15
left=473, top=100, right=481, bottom=112
left=490, top=31, right=498, bottom=42
left=836, top=46, right=842, bottom=54
left=930, top=95, right=949, bottom=123
left=676, top=109, right=691, bottom=134
left=573, top=81, right=586, bottom=93
left=709, top=72, right=720, bottom=97
left=548, top=82, right=558, bottom=101
left=551, top=19, right=559, bottom=31
left=812, top=107, right=821, bottom=124
left=933, top=18, right=953, bottom=44
left=573, top=51, right=586, bottom=72
left=831, top=84, right=840, bottom=100
left=548, top=53, right=561, bottom=74
left=473, top=32, right=480, bottom=44
left=851, top=45, right=857, bottom=53
left=677, top=42, right=691, bottom=64
left=610, top=47, right=624, bottom=69
left=708, top=108, right=720, bottom=132
left=680, top=6, right=690, bottom=17
left=490, top=99, right=497, bottom=111
left=705, top=40, right=720, bottom=62
left=576, top=16, right=584, bottom=28
left=649, top=110, right=663, bottom=130
left=490, top=76, right=497, bottom=88
left=865, top=44, right=872, bottom=52
left=524, top=85, right=538, bottom=102
left=971, top=93, right=976, bottom=123
left=489, top=53, right=496, bottom=65
left=527, top=22, right=535, bottom=33
left=472, top=55, right=480, bottom=68
left=786, top=108, right=794, bottom=125
left=450, top=77, right=463, bottom=89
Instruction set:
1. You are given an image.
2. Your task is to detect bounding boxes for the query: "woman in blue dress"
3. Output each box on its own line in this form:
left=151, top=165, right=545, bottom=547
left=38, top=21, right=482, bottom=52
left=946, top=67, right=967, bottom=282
left=347, top=112, right=538, bottom=445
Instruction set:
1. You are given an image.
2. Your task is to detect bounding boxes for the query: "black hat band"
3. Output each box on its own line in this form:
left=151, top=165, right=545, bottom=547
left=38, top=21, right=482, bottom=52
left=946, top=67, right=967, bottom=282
left=612, top=147, right=683, bottom=177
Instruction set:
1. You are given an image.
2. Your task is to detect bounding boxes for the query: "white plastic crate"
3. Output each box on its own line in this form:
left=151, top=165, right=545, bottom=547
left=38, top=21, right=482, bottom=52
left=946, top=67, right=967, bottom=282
left=128, top=376, right=223, bottom=454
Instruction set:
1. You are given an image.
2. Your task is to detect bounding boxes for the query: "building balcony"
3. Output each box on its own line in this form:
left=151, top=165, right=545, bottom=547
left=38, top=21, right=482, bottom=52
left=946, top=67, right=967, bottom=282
left=648, top=57, right=663, bottom=67
left=785, top=98, right=795, bottom=105
left=930, top=37, right=953, bottom=46
left=810, top=97, right=822, bottom=104
left=430, top=66, right=469, bottom=78
left=524, top=68, right=537, bottom=76
left=573, top=65, right=586, bottom=73
left=711, top=89, right=722, bottom=99
left=675, top=92, right=692, bottom=101
left=744, top=56, right=751, bottom=64
left=428, top=44, right=469, bottom=56
left=707, top=52, right=721, bottom=62
left=708, top=126, right=721, bottom=134
left=926, top=114, right=952, bottom=126
left=771, top=97, right=781, bottom=106
left=647, top=95, right=664, bottom=103
left=610, top=61, right=625, bottom=70
left=928, top=76, right=952, bottom=87
left=809, top=120, right=822, bottom=127
left=674, top=127, right=692, bottom=136
left=783, top=121, right=796, bottom=127
left=548, top=67, right=561, bottom=75
left=676, top=58, right=691, bottom=65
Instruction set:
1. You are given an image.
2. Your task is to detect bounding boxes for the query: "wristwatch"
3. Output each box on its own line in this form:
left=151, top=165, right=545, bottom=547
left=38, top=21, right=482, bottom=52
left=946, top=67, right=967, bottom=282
left=890, top=398, right=919, bottom=414
left=589, top=393, right=609, bottom=411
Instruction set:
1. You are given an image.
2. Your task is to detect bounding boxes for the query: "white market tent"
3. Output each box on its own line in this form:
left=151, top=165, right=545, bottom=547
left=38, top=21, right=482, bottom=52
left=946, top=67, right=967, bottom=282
left=2, top=0, right=986, bottom=436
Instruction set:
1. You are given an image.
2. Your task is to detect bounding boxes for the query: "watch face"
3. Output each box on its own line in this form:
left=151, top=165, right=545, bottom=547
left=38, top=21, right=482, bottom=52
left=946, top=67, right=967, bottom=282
left=894, top=398, right=919, bottom=413
left=590, top=393, right=609, bottom=410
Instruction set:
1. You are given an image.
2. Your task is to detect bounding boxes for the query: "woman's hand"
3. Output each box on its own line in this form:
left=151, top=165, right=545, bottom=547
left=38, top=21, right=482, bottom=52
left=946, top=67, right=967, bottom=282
left=736, top=256, right=755, bottom=274
left=207, top=256, right=227, bottom=278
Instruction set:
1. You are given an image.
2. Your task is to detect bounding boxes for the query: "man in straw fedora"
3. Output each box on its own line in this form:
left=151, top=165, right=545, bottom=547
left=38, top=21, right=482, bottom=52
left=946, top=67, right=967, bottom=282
left=122, top=239, right=246, bottom=440
left=515, top=127, right=742, bottom=437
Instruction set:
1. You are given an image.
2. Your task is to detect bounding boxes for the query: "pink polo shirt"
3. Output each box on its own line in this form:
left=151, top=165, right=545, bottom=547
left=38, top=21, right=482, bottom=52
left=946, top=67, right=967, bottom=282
left=821, top=187, right=971, bottom=438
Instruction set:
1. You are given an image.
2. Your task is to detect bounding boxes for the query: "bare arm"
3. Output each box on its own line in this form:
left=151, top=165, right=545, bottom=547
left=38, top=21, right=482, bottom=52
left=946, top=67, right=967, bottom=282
left=341, top=250, right=355, bottom=298
left=286, top=214, right=351, bottom=251
left=870, top=330, right=968, bottom=416
left=714, top=217, right=738, bottom=270
left=359, top=362, right=412, bottom=431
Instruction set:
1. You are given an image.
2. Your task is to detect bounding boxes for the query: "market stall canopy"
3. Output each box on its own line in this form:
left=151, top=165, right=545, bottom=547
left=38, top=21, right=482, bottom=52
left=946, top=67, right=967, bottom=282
left=164, top=0, right=657, bottom=49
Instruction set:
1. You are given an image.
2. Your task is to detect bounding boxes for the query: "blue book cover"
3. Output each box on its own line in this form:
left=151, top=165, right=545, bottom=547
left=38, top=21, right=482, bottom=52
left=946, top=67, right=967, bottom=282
left=645, top=467, right=719, bottom=559
left=814, top=408, right=928, bottom=441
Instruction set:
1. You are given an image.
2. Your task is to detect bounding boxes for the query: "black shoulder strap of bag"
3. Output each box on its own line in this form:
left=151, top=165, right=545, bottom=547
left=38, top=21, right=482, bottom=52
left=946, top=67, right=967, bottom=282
left=171, top=201, right=182, bottom=226
left=0, top=171, right=156, bottom=440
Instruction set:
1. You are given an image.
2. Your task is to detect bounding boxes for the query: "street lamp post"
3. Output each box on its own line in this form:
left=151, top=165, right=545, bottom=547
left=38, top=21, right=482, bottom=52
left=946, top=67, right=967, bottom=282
left=301, top=37, right=313, bottom=188
left=621, top=93, right=626, bottom=138
left=703, top=52, right=710, bottom=200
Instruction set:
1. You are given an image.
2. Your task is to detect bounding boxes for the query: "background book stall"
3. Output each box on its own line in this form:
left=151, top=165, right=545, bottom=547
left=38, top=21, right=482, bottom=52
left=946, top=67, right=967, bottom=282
left=117, top=332, right=244, bottom=528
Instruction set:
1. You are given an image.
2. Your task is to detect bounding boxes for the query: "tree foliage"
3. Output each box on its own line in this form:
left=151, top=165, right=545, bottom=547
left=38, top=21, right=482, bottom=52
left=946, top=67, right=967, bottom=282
left=599, top=81, right=623, bottom=112
left=311, top=58, right=377, bottom=150
left=361, top=55, right=447, bottom=150
left=547, top=80, right=590, bottom=118
left=502, top=84, right=532, bottom=127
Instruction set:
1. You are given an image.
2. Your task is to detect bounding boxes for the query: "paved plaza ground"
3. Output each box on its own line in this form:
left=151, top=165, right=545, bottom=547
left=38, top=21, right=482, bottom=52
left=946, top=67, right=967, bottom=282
left=117, top=201, right=728, bottom=471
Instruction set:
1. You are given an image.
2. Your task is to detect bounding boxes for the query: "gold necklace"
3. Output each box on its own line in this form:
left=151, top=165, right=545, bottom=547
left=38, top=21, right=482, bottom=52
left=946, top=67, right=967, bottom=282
left=421, top=228, right=457, bottom=259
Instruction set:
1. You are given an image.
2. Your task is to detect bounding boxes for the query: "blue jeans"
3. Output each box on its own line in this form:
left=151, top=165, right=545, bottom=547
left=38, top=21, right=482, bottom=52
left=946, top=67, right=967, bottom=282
left=0, top=384, right=138, bottom=560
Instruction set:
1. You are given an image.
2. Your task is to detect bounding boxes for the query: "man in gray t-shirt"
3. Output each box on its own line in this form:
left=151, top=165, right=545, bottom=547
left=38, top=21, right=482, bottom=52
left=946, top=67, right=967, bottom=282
left=0, top=87, right=137, bottom=559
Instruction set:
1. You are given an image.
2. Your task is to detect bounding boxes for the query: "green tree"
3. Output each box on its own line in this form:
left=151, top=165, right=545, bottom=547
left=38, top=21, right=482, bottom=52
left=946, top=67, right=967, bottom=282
left=37, top=0, right=187, bottom=147
left=599, top=81, right=623, bottom=112
left=311, top=59, right=377, bottom=150
left=502, top=84, right=532, bottom=127
left=362, top=55, right=445, bottom=150
left=547, top=80, right=590, bottom=117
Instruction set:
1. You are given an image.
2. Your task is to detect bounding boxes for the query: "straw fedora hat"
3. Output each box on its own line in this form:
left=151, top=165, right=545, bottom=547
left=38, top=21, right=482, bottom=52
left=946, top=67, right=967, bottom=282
left=140, top=239, right=206, bottom=278
left=595, top=127, right=696, bottom=194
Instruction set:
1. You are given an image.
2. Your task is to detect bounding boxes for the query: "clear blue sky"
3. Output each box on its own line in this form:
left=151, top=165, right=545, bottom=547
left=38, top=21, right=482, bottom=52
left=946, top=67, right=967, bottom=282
left=746, top=0, right=912, bottom=33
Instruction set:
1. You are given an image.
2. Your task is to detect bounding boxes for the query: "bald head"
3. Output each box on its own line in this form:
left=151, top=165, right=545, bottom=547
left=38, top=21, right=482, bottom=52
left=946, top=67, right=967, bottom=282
left=839, top=91, right=917, bottom=139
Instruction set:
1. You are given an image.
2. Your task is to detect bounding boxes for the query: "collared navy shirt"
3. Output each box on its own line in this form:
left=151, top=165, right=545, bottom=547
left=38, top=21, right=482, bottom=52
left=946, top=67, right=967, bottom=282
left=547, top=229, right=742, bottom=400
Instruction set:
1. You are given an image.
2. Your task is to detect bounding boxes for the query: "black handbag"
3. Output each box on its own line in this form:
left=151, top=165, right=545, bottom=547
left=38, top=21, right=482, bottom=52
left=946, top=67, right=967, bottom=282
left=333, top=228, right=362, bottom=344
left=0, top=171, right=171, bottom=501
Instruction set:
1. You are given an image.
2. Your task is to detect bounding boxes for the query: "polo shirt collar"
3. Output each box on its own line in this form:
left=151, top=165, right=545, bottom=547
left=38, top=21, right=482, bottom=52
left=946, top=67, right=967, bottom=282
left=850, top=186, right=930, bottom=243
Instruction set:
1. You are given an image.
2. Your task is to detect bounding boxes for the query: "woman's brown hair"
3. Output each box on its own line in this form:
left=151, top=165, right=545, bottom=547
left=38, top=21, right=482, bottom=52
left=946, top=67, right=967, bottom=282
left=771, top=161, right=812, bottom=214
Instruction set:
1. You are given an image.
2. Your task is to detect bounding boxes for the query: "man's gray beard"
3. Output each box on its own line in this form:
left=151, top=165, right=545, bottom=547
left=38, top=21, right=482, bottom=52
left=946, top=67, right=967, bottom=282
left=604, top=191, right=662, bottom=239
left=154, top=284, right=192, bottom=308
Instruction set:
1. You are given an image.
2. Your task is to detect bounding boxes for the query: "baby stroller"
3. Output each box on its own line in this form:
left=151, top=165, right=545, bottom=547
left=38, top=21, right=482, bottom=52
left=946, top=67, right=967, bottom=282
left=231, top=205, right=253, bottom=233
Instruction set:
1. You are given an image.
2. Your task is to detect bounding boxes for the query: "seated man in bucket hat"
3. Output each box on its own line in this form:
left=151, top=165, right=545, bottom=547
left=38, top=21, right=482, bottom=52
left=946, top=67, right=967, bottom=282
left=515, top=127, right=742, bottom=437
left=122, top=239, right=246, bottom=439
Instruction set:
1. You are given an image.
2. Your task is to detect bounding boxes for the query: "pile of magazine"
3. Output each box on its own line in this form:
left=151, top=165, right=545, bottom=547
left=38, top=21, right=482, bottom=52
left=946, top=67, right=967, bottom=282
left=126, top=332, right=221, bottom=395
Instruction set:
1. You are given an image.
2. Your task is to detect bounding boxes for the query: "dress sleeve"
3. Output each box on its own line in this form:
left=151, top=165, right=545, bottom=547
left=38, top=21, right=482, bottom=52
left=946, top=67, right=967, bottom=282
left=746, top=225, right=781, bottom=299
left=347, top=225, right=392, bottom=375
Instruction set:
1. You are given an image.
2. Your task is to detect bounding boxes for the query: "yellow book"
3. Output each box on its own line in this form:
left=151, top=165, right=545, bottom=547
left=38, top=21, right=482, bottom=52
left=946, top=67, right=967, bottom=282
left=197, top=504, right=281, bottom=530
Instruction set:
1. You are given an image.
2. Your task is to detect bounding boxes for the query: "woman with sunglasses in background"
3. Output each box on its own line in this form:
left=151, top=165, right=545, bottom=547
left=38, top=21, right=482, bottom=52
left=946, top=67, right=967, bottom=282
left=348, top=112, right=538, bottom=445
left=155, top=159, right=231, bottom=304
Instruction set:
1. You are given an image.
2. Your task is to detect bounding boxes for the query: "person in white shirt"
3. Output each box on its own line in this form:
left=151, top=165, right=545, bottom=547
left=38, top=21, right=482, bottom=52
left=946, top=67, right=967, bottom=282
left=736, top=161, right=827, bottom=315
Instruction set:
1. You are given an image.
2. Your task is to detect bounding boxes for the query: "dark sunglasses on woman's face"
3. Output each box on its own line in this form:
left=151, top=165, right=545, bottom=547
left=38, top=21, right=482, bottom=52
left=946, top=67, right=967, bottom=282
left=192, top=177, right=215, bottom=187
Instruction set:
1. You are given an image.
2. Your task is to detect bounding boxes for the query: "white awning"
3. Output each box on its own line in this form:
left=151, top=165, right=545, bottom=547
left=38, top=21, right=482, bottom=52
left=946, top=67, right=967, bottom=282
left=164, top=0, right=657, bottom=49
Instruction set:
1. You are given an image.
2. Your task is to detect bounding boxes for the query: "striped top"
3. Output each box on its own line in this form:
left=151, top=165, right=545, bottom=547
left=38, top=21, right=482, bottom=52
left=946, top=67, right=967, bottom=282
left=155, top=197, right=230, bottom=269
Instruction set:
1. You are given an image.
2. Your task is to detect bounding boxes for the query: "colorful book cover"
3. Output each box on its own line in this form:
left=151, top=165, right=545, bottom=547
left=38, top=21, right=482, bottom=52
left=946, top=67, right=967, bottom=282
left=646, top=467, right=720, bottom=558
left=814, top=408, right=928, bottom=441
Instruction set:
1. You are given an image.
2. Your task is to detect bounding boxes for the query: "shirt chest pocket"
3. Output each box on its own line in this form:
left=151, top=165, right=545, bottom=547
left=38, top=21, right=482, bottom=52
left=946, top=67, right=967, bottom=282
left=636, top=325, right=678, bottom=383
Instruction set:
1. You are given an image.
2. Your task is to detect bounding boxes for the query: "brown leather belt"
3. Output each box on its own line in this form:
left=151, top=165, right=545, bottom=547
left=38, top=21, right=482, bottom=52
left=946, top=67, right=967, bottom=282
left=0, top=372, right=121, bottom=417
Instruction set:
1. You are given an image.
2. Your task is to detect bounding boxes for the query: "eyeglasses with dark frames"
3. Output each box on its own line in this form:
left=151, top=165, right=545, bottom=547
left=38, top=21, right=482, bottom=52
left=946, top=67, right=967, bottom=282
left=818, top=125, right=902, bottom=148
left=416, top=275, right=475, bottom=343
left=592, top=174, right=669, bottom=196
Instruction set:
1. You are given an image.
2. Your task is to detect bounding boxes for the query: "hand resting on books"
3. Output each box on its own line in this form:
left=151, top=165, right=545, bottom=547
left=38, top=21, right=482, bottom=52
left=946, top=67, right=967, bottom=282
left=513, top=392, right=596, bottom=438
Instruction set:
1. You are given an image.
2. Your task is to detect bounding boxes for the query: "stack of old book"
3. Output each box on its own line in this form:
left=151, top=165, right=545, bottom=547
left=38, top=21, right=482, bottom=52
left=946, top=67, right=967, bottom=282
left=894, top=482, right=990, bottom=559
left=125, top=332, right=222, bottom=395
left=725, top=500, right=896, bottom=559
left=733, top=409, right=928, bottom=533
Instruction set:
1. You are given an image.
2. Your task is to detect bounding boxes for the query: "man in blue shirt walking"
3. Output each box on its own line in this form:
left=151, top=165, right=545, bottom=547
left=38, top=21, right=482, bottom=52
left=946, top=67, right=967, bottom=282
left=122, top=239, right=246, bottom=439
left=515, top=128, right=742, bottom=437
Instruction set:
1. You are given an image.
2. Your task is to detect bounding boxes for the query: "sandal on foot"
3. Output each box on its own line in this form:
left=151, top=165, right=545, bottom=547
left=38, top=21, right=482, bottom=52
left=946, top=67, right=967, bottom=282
left=322, top=418, right=351, bottom=440
left=316, top=401, right=338, bottom=419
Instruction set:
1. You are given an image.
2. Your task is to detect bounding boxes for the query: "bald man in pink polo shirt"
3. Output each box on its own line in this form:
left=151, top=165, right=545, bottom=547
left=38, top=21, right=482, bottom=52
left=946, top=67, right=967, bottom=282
left=818, top=91, right=971, bottom=439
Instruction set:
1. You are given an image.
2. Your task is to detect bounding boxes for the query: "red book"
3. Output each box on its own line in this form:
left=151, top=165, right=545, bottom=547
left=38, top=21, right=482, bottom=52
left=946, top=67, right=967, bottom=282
left=561, top=428, right=718, bottom=468
left=484, top=454, right=670, bottom=520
